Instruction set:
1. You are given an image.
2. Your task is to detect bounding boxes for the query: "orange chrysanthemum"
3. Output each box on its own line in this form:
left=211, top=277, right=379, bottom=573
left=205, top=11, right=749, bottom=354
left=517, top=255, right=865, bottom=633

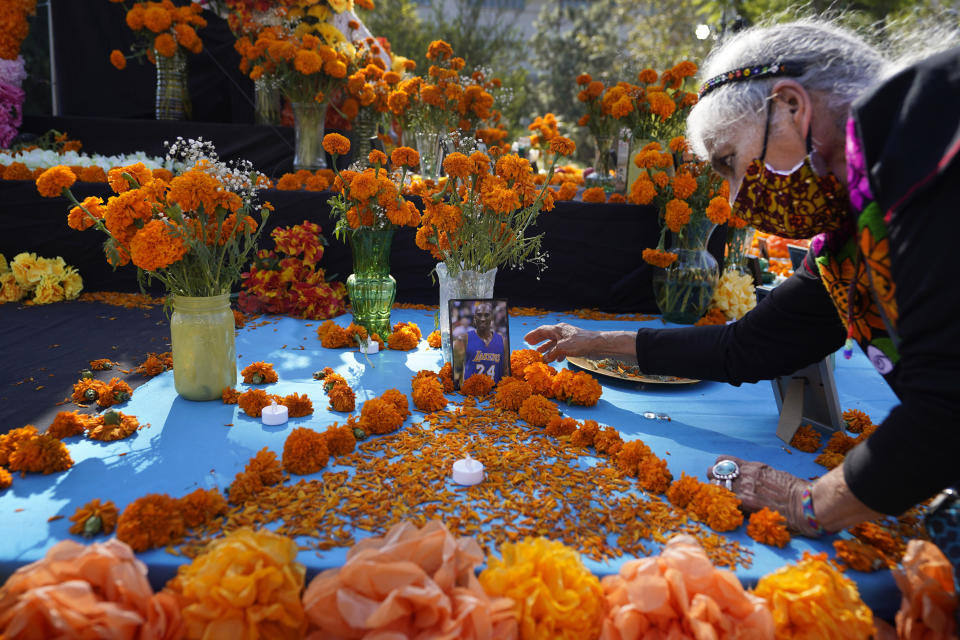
left=323, top=133, right=351, bottom=156
left=282, top=427, right=330, bottom=475
left=68, top=498, right=118, bottom=537
left=116, top=493, right=184, bottom=552
left=747, top=507, right=791, bottom=548
left=177, top=487, right=227, bottom=529
left=241, top=361, right=278, bottom=384
left=517, top=394, right=559, bottom=427
left=327, top=383, right=356, bottom=412
left=461, top=373, right=495, bottom=397
left=281, top=392, right=313, bottom=418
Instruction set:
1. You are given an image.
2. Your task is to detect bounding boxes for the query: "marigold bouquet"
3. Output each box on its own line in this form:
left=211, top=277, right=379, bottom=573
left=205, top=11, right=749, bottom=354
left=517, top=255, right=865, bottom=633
left=0, top=252, right=82, bottom=305
left=108, top=0, right=207, bottom=70
left=630, top=137, right=730, bottom=268
left=35, top=138, right=270, bottom=298
left=620, top=62, right=699, bottom=142
left=414, top=136, right=576, bottom=277
left=239, top=220, right=347, bottom=318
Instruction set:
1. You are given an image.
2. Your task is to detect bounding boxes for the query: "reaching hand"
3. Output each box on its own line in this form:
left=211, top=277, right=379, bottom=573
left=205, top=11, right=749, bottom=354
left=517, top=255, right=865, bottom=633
left=523, top=323, right=595, bottom=363
left=706, top=455, right=823, bottom=537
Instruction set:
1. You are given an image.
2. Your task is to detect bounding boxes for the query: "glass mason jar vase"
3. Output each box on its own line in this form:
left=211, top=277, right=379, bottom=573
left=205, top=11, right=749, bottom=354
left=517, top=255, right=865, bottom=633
left=652, top=220, right=720, bottom=324
left=154, top=48, right=190, bottom=121
left=414, top=129, right=443, bottom=180
left=724, top=224, right=755, bottom=274
left=346, top=227, right=397, bottom=339
left=291, top=101, right=328, bottom=171
left=436, top=262, right=497, bottom=364
left=351, top=110, right=379, bottom=167
left=170, top=293, right=236, bottom=401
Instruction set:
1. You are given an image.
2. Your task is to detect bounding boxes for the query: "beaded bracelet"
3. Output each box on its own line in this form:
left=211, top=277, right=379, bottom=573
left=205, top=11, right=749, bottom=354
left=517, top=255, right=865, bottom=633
left=801, top=484, right=826, bottom=536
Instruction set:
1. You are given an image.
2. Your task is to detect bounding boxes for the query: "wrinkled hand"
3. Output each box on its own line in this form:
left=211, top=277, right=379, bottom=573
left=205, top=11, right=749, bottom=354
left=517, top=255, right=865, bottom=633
left=706, top=455, right=822, bottom=537
left=524, top=323, right=595, bottom=363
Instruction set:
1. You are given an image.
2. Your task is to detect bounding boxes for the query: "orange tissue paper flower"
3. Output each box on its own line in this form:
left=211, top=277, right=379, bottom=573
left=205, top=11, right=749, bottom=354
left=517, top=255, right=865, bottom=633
left=165, top=528, right=306, bottom=640
left=283, top=427, right=330, bottom=475
left=893, top=539, right=958, bottom=640
left=304, top=520, right=517, bottom=639
left=747, top=507, right=791, bottom=548
left=0, top=538, right=183, bottom=640
left=480, top=536, right=604, bottom=640
left=116, top=493, right=185, bottom=552
left=753, top=551, right=874, bottom=639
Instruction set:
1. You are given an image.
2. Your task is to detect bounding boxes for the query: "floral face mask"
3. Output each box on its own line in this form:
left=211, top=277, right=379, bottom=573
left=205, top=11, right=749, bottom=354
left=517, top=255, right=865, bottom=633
left=731, top=101, right=849, bottom=239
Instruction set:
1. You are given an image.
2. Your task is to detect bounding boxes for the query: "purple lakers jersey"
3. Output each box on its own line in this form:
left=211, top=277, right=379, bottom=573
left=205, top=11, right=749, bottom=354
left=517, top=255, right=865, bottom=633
left=465, top=329, right=505, bottom=382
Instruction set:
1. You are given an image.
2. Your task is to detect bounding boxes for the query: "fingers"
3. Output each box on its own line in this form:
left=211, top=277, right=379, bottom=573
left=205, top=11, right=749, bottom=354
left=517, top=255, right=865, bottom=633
left=524, top=325, right=558, bottom=346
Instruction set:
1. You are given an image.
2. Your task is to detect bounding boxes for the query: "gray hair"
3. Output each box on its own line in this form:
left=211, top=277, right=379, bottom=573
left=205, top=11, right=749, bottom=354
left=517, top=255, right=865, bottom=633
left=686, top=19, right=892, bottom=159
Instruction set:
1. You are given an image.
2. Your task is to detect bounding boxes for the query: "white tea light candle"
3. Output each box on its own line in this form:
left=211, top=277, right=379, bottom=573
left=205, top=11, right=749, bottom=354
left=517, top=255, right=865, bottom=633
left=262, top=399, right=288, bottom=426
left=452, top=453, right=484, bottom=486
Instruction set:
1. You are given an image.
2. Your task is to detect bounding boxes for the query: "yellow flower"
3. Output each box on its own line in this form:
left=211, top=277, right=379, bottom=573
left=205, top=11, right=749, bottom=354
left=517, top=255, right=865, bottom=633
left=314, top=21, right=346, bottom=46
left=326, top=0, right=353, bottom=12
left=0, top=272, right=24, bottom=303
left=166, top=528, right=306, bottom=639
left=480, top=537, right=605, bottom=640
left=11, top=252, right=55, bottom=288
left=32, top=276, right=65, bottom=305
left=0, top=253, right=7, bottom=273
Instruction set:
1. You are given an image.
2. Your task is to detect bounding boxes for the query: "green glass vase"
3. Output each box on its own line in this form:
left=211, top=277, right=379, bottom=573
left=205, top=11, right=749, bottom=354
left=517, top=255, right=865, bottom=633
left=346, top=227, right=396, bottom=338
left=170, top=293, right=236, bottom=401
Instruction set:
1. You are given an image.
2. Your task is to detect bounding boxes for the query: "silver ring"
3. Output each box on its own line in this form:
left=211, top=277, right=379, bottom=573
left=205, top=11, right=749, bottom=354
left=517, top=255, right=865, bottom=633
left=711, top=460, right=740, bottom=490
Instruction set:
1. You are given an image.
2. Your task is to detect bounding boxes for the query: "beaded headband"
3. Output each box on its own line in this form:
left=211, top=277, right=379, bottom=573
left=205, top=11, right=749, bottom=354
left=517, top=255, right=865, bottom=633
left=698, top=61, right=806, bottom=99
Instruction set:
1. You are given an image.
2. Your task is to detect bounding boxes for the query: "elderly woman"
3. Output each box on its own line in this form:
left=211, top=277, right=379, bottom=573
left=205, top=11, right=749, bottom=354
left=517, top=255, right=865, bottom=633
left=526, top=21, right=960, bottom=547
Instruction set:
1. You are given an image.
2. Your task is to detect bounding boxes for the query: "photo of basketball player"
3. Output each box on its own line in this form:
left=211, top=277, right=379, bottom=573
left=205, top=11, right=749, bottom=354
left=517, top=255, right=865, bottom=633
left=450, top=299, right=510, bottom=389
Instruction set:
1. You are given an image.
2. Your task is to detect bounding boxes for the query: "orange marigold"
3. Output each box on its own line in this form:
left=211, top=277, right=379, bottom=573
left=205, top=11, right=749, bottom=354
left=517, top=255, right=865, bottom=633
left=227, top=447, right=284, bottom=505
left=551, top=369, right=602, bottom=406
left=222, top=387, right=240, bottom=404
left=747, top=507, right=791, bottom=548
left=616, top=439, right=652, bottom=476
left=380, top=388, right=411, bottom=420
left=0, top=466, right=10, bottom=490
left=359, top=397, right=404, bottom=435
left=46, top=410, right=93, bottom=439
left=87, top=411, right=139, bottom=442
left=664, top=198, right=692, bottom=232
left=281, top=392, right=313, bottom=418
left=842, top=408, right=873, bottom=434
left=545, top=416, right=578, bottom=437
left=581, top=187, right=607, bottom=203
left=550, top=136, right=576, bottom=156
left=110, top=49, right=127, bottom=70
left=790, top=424, right=822, bottom=453
left=493, top=378, right=532, bottom=412
left=237, top=388, right=278, bottom=418
left=522, top=362, right=556, bottom=397
left=642, top=248, right=678, bottom=268
left=569, top=419, right=600, bottom=448
left=510, top=349, right=542, bottom=377
left=688, top=483, right=743, bottom=532
left=517, top=394, right=559, bottom=427
left=439, top=362, right=455, bottom=393
left=116, top=493, right=184, bottom=552
left=177, top=487, right=227, bottom=529
left=705, top=196, right=731, bottom=225
left=35, top=166, right=77, bottom=198
left=461, top=373, right=495, bottom=397
left=695, top=308, right=727, bottom=326
left=68, top=498, right=118, bottom=537
left=7, top=432, right=73, bottom=475
left=282, top=427, right=330, bottom=475
left=594, top=426, right=624, bottom=457
left=391, top=146, right=420, bottom=169
left=0, top=426, right=38, bottom=467
left=321, top=424, right=357, bottom=456
left=666, top=472, right=702, bottom=509
left=637, top=455, right=673, bottom=493
left=815, top=450, right=846, bottom=469
left=323, top=133, right=351, bottom=156
left=834, top=539, right=887, bottom=572
left=387, top=322, right=420, bottom=350
left=426, top=330, right=442, bottom=348
left=136, top=353, right=168, bottom=377
left=671, top=173, right=698, bottom=200
left=327, top=383, right=356, bottom=412
left=241, top=361, right=278, bottom=384
left=443, top=152, right=473, bottom=179
left=412, top=377, right=447, bottom=412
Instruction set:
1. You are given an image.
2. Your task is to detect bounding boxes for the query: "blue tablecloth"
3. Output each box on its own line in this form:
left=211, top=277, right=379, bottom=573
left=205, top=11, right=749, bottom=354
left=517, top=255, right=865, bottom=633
left=0, top=310, right=902, bottom=618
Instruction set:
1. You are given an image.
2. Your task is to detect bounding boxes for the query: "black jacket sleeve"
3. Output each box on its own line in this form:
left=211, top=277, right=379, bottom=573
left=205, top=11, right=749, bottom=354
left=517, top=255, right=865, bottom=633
left=635, top=256, right=846, bottom=384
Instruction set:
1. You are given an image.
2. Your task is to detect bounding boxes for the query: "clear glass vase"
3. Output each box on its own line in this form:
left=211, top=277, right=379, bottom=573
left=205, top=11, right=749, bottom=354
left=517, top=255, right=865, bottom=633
left=436, top=262, right=497, bottom=364
left=292, top=101, right=328, bottom=171
left=346, top=227, right=397, bottom=339
left=586, top=133, right=616, bottom=192
left=154, top=48, right=190, bottom=121
left=351, top=110, right=379, bottom=166
left=254, top=76, right=281, bottom=125
left=724, top=225, right=755, bottom=274
left=415, top=129, right=443, bottom=179
left=652, top=219, right=720, bottom=324
left=170, top=293, right=236, bottom=401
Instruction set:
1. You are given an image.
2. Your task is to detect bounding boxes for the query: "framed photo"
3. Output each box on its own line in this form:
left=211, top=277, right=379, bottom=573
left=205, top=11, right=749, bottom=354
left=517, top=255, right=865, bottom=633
left=449, top=298, right=511, bottom=390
